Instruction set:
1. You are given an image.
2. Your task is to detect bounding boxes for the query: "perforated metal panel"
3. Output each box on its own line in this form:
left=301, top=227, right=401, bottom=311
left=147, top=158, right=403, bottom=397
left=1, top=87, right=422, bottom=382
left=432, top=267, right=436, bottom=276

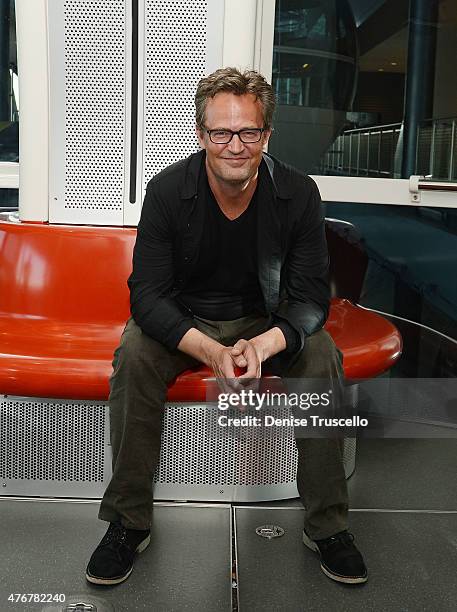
left=154, top=405, right=297, bottom=487
left=48, top=0, right=128, bottom=224
left=48, top=0, right=224, bottom=226
left=1, top=396, right=356, bottom=502
left=141, top=0, right=207, bottom=187
left=0, top=396, right=109, bottom=497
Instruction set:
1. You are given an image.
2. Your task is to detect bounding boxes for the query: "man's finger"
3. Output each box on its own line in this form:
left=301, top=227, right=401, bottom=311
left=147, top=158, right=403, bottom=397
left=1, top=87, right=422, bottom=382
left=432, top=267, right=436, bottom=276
left=241, top=368, right=260, bottom=379
left=233, top=354, right=247, bottom=368
left=222, top=355, right=242, bottom=392
left=232, top=340, right=249, bottom=356
left=239, top=362, right=260, bottom=379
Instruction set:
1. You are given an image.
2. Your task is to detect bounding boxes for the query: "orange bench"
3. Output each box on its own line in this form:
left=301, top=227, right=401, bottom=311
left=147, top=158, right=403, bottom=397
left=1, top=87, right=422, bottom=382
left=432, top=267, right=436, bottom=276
left=0, top=218, right=402, bottom=400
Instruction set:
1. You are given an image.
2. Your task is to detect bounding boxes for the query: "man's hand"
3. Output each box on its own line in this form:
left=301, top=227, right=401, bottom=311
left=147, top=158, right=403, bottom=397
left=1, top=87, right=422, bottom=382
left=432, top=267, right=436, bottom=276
left=177, top=327, right=241, bottom=392
left=229, top=338, right=263, bottom=394
left=231, top=327, right=288, bottom=381
left=177, top=325, right=288, bottom=393
left=229, top=326, right=288, bottom=393
left=208, top=345, right=237, bottom=378
left=231, top=339, right=262, bottom=379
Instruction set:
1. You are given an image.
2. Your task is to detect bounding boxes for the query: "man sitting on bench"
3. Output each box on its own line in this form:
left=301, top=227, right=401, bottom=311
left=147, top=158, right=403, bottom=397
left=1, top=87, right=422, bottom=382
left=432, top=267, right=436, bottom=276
left=86, top=67, right=367, bottom=587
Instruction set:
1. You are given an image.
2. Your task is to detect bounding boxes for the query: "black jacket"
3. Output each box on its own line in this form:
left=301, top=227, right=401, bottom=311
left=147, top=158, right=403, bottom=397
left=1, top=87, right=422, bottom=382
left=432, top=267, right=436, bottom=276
left=128, top=149, right=330, bottom=353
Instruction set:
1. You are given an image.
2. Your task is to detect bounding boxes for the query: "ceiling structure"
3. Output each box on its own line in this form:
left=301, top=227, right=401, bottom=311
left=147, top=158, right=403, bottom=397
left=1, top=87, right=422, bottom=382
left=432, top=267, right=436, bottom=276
left=353, top=0, right=409, bottom=73
left=359, top=27, right=407, bottom=73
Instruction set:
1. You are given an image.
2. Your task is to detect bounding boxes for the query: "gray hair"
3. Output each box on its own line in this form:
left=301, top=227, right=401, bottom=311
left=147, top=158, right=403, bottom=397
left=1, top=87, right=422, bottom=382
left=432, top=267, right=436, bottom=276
left=195, top=67, right=275, bottom=130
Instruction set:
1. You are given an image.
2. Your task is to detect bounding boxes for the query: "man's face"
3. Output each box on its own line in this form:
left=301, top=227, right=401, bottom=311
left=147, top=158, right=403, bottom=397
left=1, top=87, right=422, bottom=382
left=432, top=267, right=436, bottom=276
left=196, top=92, right=271, bottom=186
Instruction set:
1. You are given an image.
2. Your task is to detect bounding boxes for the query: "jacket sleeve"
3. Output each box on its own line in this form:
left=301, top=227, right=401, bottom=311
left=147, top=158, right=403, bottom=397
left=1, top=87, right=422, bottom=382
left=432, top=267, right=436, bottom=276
left=127, top=182, right=195, bottom=350
left=272, top=177, right=330, bottom=351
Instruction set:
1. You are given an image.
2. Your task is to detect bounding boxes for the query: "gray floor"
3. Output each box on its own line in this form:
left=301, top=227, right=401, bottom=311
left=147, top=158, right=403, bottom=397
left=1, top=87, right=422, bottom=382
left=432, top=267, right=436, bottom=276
left=348, top=438, right=457, bottom=510
left=1, top=438, right=457, bottom=612
left=0, top=502, right=232, bottom=612
left=235, top=508, right=457, bottom=612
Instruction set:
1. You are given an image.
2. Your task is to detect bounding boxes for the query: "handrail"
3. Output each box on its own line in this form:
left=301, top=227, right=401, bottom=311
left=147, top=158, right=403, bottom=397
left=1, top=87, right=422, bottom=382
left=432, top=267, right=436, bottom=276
left=420, top=115, right=457, bottom=124
left=343, top=122, right=401, bottom=134
left=324, top=115, right=457, bottom=180
left=418, top=182, right=457, bottom=192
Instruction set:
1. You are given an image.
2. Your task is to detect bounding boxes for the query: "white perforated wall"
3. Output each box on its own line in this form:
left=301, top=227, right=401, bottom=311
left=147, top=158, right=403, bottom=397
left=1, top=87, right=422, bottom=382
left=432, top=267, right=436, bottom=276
left=63, top=0, right=126, bottom=213
left=141, top=0, right=207, bottom=189
left=48, top=0, right=224, bottom=226
left=48, top=0, right=128, bottom=224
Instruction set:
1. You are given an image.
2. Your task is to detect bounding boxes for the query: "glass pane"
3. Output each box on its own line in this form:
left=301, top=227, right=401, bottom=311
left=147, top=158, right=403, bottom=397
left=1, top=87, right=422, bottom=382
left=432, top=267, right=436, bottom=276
left=0, top=187, right=18, bottom=209
left=0, top=0, right=18, bottom=163
left=271, top=0, right=457, bottom=180
left=325, top=201, right=457, bottom=376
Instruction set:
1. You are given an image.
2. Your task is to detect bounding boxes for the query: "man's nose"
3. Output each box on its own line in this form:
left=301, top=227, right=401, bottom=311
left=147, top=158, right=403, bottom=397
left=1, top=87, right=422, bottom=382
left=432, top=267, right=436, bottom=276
left=227, top=133, right=245, bottom=154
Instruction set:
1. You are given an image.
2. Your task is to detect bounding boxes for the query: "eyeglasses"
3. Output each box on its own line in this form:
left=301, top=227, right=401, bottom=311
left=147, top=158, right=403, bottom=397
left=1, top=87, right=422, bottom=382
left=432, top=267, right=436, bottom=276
left=204, top=127, right=266, bottom=144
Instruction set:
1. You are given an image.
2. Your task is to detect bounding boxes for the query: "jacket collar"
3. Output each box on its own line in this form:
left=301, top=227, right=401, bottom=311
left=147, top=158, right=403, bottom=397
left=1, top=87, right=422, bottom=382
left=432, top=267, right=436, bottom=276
left=179, top=149, right=295, bottom=200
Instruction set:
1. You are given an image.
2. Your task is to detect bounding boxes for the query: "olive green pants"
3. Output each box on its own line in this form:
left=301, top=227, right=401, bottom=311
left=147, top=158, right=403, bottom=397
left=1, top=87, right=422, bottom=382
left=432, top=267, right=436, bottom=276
left=98, top=314, right=349, bottom=540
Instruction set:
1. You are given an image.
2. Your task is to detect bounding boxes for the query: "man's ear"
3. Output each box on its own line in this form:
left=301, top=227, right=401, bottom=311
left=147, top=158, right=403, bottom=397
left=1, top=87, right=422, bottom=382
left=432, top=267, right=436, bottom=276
left=196, top=125, right=206, bottom=149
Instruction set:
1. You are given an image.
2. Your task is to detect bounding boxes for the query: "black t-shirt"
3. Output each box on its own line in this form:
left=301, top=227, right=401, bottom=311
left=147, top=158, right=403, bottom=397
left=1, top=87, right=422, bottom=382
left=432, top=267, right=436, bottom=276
left=178, top=165, right=265, bottom=320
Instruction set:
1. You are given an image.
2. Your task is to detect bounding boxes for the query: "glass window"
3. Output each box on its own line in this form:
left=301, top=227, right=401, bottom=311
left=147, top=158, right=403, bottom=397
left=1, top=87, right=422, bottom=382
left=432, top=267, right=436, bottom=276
left=271, top=0, right=457, bottom=181
left=325, top=200, right=457, bottom=349
left=0, top=0, right=18, bottom=164
left=0, top=187, right=18, bottom=209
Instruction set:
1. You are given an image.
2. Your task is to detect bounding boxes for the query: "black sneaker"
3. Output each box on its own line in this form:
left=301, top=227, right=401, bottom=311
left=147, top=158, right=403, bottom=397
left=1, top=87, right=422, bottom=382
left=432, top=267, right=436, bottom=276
left=86, top=522, right=151, bottom=585
left=303, top=529, right=368, bottom=584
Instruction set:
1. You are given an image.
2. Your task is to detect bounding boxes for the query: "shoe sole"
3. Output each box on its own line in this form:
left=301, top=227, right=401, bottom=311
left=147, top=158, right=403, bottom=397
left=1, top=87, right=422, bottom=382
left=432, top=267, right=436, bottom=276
left=85, top=534, right=151, bottom=586
left=302, top=531, right=368, bottom=585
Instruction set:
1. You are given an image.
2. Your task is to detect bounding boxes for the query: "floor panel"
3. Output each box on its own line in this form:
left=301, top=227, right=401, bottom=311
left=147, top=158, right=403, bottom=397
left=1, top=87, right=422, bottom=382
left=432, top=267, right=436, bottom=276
left=238, top=438, right=457, bottom=512
left=235, top=507, right=457, bottom=612
left=347, top=438, right=457, bottom=510
left=2, top=436, right=456, bottom=611
left=0, top=500, right=232, bottom=612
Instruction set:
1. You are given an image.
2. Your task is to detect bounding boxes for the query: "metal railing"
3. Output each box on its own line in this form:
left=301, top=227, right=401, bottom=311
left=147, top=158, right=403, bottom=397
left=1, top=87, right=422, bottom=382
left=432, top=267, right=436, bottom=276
left=323, top=117, right=457, bottom=180
left=323, top=123, right=402, bottom=177
left=416, top=118, right=457, bottom=181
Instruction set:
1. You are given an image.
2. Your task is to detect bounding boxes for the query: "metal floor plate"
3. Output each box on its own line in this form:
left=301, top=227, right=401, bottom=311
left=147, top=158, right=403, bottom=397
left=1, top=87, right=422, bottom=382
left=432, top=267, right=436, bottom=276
left=347, top=438, right=457, bottom=510
left=234, top=506, right=457, bottom=612
left=0, top=500, right=232, bottom=612
left=2, top=438, right=457, bottom=611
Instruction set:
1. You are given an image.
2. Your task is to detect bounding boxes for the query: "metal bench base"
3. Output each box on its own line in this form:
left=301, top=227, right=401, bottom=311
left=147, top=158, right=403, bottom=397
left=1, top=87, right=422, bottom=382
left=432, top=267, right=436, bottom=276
left=0, top=395, right=356, bottom=501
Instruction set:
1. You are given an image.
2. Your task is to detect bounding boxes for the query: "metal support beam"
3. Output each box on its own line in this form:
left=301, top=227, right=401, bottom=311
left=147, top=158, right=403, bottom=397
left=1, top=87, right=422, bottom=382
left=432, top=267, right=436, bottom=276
left=401, top=0, right=439, bottom=178
left=449, top=120, right=455, bottom=181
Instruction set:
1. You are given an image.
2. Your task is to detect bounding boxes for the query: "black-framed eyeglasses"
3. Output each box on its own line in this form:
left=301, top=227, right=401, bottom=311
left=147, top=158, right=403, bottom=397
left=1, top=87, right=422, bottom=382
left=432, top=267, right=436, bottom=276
left=204, top=127, right=266, bottom=144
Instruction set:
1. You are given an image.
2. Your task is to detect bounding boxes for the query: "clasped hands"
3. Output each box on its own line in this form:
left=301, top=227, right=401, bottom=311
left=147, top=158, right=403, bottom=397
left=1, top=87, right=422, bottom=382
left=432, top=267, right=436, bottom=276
left=178, top=325, right=286, bottom=404
left=209, top=338, right=264, bottom=397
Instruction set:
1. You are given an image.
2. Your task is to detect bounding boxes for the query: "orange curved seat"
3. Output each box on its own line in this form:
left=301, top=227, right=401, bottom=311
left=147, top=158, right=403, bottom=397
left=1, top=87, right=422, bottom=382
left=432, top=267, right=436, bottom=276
left=0, top=220, right=402, bottom=400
